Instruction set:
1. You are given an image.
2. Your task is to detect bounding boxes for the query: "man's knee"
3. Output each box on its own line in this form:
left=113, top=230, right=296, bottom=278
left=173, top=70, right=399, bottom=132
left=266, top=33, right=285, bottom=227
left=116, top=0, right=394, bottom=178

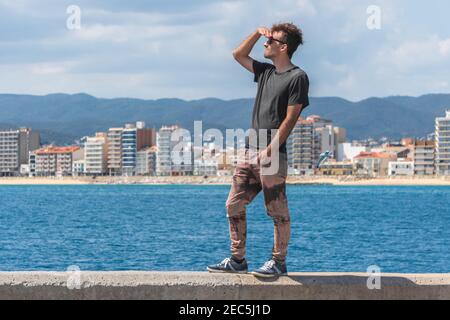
left=265, top=201, right=290, bottom=221
left=270, top=215, right=291, bottom=225
left=226, top=200, right=246, bottom=218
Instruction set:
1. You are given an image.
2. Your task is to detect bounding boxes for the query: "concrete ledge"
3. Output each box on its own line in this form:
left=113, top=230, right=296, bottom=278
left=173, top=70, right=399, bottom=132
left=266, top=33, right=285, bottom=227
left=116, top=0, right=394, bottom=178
left=1, top=272, right=450, bottom=300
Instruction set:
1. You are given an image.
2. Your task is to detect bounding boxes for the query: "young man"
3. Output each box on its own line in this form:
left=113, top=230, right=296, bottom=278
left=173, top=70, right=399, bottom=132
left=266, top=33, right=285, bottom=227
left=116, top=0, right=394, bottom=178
left=207, top=23, right=310, bottom=277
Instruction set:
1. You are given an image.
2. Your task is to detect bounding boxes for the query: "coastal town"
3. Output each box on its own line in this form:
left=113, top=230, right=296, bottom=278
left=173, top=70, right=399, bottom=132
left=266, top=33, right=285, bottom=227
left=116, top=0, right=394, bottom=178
left=0, top=110, right=449, bottom=184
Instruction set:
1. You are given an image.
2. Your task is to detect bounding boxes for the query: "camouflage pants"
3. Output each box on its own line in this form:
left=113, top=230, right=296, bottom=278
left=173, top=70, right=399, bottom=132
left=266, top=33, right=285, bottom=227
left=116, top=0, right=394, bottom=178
left=226, top=149, right=290, bottom=263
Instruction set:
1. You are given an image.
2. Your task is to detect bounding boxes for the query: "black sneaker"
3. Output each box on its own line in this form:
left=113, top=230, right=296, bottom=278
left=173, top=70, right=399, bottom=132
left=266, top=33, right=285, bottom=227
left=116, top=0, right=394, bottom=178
left=207, top=257, right=248, bottom=274
left=251, top=259, right=287, bottom=278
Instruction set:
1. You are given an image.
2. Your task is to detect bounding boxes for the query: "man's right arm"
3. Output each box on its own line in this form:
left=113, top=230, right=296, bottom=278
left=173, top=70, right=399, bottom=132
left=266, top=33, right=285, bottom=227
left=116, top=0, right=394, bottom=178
left=232, top=27, right=271, bottom=73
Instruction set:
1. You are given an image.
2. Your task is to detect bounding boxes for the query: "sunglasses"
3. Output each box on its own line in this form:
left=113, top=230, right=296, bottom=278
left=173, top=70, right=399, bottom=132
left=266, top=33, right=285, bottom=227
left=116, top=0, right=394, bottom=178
left=267, top=37, right=287, bottom=45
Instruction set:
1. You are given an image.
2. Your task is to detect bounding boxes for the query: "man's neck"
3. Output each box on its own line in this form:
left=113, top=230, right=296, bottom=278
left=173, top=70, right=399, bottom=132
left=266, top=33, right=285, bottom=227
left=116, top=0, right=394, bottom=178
left=271, top=56, right=295, bottom=73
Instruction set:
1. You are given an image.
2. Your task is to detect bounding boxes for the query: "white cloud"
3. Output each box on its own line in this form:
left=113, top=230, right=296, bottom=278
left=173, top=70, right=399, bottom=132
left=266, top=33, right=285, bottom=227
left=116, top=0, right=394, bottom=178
left=439, top=39, right=450, bottom=56
left=296, top=0, right=317, bottom=16
left=0, top=0, right=29, bottom=11
left=31, top=63, right=69, bottom=75
left=375, top=35, right=450, bottom=71
left=1, top=0, right=450, bottom=100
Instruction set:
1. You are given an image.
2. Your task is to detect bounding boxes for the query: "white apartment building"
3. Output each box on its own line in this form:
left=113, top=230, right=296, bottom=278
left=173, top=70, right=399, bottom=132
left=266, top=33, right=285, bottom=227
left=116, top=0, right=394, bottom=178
left=31, top=146, right=83, bottom=177
left=85, top=133, right=108, bottom=175
left=156, top=126, right=176, bottom=176
left=388, top=161, right=414, bottom=176
left=72, top=159, right=85, bottom=176
left=413, top=140, right=435, bottom=175
left=194, top=159, right=218, bottom=176
left=156, top=125, right=193, bottom=176
left=287, top=118, right=314, bottom=174
left=435, top=110, right=450, bottom=175
left=287, top=116, right=343, bottom=175
left=171, top=140, right=193, bottom=176
left=136, top=146, right=157, bottom=176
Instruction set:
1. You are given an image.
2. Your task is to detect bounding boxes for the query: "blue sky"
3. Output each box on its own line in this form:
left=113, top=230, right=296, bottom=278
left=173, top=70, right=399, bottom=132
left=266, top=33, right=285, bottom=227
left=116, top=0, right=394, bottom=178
left=1, top=0, right=449, bottom=101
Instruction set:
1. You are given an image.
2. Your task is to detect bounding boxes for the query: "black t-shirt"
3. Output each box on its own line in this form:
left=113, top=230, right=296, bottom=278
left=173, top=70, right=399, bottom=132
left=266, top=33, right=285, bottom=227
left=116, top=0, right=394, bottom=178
left=247, top=59, right=310, bottom=153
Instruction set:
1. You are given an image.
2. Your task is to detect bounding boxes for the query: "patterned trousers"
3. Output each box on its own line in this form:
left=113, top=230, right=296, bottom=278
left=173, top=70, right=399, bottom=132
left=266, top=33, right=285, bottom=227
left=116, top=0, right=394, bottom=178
left=225, top=149, right=290, bottom=263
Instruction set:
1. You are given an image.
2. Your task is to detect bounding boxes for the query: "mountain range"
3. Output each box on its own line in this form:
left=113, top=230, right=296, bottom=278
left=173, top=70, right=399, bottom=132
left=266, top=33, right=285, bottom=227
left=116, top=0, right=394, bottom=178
left=1, top=93, right=449, bottom=145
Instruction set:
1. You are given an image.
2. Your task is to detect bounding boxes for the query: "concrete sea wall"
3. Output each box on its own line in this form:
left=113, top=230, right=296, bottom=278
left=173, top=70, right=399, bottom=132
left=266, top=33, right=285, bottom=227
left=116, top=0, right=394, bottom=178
left=1, top=272, right=450, bottom=300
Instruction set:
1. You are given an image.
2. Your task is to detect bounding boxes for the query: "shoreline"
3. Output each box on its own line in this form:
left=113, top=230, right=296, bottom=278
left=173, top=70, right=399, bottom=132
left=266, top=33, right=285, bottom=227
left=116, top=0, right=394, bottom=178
left=0, top=176, right=449, bottom=186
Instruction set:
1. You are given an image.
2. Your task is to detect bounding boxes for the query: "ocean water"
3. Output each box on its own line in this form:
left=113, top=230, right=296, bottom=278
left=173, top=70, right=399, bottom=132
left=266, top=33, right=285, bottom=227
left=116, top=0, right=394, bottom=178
left=0, top=185, right=449, bottom=273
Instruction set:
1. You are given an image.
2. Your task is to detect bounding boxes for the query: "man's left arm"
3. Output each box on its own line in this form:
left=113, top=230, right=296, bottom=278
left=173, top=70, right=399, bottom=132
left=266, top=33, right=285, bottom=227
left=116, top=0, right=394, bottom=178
left=263, top=103, right=303, bottom=158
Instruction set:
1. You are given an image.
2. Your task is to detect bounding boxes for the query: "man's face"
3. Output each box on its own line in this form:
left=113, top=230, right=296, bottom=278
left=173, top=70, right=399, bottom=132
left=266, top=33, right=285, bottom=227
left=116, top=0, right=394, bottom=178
left=263, top=31, right=287, bottom=59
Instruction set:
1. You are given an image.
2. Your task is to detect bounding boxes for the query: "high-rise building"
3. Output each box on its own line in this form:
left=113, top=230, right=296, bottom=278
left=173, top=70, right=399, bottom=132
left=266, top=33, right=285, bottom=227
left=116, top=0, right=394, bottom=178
left=413, top=140, right=435, bottom=175
left=315, top=125, right=335, bottom=160
left=136, top=146, right=157, bottom=176
left=0, top=128, right=40, bottom=176
left=107, top=128, right=123, bottom=176
left=310, top=116, right=333, bottom=166
left=156, top=126, right=176, bottom=176
left=19, top=128, right=40, bottom=165
left=333, top=127, right=347, bottom=161
left=121, top=122, right=156, bottom=176
left=156, top=125, right=193, bottom=176
left=435, top=110, right=450, bottom=175
left=85, top=132, right=108, bottom=175
left=0, top=130, right=19, bottom=176
left=136, top=122, right=156, bottom=150
left=287, top=118, right=314, bottom=175
left=122, top=124, right=137, bottom=176
left=287, top=115, right=339, bottom=175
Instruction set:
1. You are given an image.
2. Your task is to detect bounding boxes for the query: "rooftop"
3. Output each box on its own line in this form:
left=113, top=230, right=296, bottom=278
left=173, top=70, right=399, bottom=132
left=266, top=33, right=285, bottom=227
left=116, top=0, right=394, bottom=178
left=34, top=146, right=80, bottom=155
left=355, top=152, right=397, bottom=159
left=414, top=140, right=435, bottom=147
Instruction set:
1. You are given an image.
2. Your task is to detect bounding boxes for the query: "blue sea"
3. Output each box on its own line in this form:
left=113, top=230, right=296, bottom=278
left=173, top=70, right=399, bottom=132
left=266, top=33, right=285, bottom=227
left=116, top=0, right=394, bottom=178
left=0, top=185, right=449, bottom=273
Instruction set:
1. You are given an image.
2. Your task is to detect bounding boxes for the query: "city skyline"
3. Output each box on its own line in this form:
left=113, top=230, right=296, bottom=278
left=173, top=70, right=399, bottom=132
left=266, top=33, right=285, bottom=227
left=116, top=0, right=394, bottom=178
left=2, top=109, right=449, bottom=177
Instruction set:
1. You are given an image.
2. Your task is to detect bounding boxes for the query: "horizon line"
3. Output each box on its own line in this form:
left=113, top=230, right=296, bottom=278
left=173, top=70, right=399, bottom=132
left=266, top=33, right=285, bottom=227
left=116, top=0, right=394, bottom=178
left=1, top=91, right=450, bottom=104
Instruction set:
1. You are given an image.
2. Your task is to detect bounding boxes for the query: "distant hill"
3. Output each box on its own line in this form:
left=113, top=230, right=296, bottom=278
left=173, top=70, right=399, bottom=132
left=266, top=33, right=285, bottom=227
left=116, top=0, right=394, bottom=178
left=0, top=93, right=449, bottom=145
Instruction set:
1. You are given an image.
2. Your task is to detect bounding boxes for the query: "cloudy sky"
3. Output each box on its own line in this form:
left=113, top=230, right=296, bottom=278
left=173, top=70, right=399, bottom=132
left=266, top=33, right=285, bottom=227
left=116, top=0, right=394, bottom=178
left=1, top=0, right=449, bottom=101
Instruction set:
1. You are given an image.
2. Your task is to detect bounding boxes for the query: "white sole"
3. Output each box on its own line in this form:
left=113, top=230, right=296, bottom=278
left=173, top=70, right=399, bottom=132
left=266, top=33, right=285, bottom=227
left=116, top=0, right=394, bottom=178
left=207, top=267, right=248, bottom=274
left=250, top=271, right=288, bottom=278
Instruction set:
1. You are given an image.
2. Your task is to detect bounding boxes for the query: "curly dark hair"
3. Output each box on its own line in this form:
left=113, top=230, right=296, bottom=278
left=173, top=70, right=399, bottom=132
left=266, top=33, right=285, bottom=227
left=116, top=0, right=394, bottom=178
left=271, top=23, right=304, bottom=59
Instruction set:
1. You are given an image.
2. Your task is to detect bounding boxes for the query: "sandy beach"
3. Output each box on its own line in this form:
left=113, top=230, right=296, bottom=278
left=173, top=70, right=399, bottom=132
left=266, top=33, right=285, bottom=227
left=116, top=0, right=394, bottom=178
left=0, top=176, right=449, bottom=186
